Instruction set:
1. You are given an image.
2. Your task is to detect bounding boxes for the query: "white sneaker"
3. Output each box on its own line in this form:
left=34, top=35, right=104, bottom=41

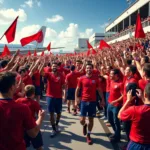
left=100, top=116, right=106, bottom=120
left=104, top=120, right=109, bottom=123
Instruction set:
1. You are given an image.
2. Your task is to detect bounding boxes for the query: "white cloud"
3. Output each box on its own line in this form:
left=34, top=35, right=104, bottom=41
left=21, top=0, right=41, bottom=8
left=25, top=0, right=33, bottom=8
left=45, top=28, right=57, bottom=38
left=0, top=22, right=94, bottom=52
left=100, top=22, right=109, bottom=28
left=80, top=28, right=93, bottom=38
left=46, top=15, right=64, bottom=23
left=20, top=25, right=41, bottom=38
left=58, top=23, right=79, bottom=39
left=0, top=8, right=27, bottom=25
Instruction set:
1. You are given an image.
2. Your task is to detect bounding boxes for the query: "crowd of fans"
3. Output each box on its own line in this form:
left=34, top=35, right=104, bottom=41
left=1, top=31, right=150, bottom=150
left=105, top=16, right=150, bottom=42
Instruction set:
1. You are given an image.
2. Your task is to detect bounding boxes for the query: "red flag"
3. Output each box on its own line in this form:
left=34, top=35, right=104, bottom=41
left=27, top=50, right=31, bottom=56
left=41, top=51, right=44, bottom=56
left=20, top=30, right=43, bottom=47
left=47, top=42, right=51, bottom=51
left=92, top=49, right=97, bottom=55
left=1, top=45, right=11, bottom=56
left=87, top=40, right=93, bottom=49
left=0, top=16, right=18, bottom=43
left=135, top=14, right=145, bottom=38
left=34, top=50, right=37, bottom=56
left=86, top=50, right=90, bottom=56
left=99, top=40, right=111, bottom=50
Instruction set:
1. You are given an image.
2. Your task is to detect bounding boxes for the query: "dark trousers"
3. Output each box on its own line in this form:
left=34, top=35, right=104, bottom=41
left=123, top=121, right=131, bottom=142
left=107, top=103, right=121, bottom=139
left=105, top=92, right=109, bottom=117
left=96, top=91, right=101, bottom=111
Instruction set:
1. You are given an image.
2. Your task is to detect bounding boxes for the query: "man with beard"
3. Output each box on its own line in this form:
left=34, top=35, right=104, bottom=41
left=44, top=62, right=66, bottom=138
left=75, top=63, right=105, bottom=145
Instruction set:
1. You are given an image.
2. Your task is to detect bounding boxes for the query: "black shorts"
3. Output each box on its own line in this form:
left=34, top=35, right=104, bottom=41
left=67, top=88, right=76, bottom=100
left=24, top=131, right=43, bottom=149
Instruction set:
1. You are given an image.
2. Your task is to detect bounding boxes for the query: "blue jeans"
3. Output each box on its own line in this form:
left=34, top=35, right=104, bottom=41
left=107, top=103, right=121, bottom=139
left=127, top=141, right=150, bottom=150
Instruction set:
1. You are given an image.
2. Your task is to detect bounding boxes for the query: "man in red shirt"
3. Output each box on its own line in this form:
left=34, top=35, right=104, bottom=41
left=66, top=65, right=80, bottom=115
left=107, top=69, right=123, bottom=142
left=138, top=63, right=150, bottom=91
left=0, top=72, right=45, bottom=150
left=75, top=63, right=104, bottom=145
left=122, top=65, right=139, bottom=146
left=123, top=65, right=138, bottom=104
left=16, top=85, right=43, bottom=150
left=44, top=62, right=66, bottom=138
left=118, top=84, right=150, bottom=150
left=32, top=61, right=45, bottom=104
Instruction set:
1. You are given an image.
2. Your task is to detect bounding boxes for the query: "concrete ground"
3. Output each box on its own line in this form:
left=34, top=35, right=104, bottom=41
left=28, top=99, right=127, bottom=150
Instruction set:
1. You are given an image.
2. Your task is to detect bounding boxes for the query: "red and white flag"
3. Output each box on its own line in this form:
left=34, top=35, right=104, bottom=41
left=20, top=30, right=43, bottom=47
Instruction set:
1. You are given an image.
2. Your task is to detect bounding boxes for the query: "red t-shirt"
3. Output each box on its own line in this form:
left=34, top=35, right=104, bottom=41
left=44, top=66, right=51, bottom=73
left=22, top=74, right=33, bottom=86
left=62, top=66, right=70, bottom=76
left=33, top=70, right=40, bottom=86
left=138, top=79, right=150, bottom=91
left=134, top=72, right=142, bottom=81
left=16, top=98, right=41, bottom=120
left=0, top=99, right=36, bottom=150
left=77, top=75, right=100, bottom=102
left=106, top=75, right=111, bottom=92
left=92, top=69, right=100, bottom=78
left=108, top=80, right=123, bottom=107
left=66, top=72, right=80, bottom=89
left=120, top=105, right=150, bottom=144
left=99, top=77, right=106, bottom=92
left=45, top=72, right=65, bottom=98
left=123, top=77, right=137, bottom=104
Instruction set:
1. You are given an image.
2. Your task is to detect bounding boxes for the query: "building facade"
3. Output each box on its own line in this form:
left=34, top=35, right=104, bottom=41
left=105, top=0, right=150, bottom=44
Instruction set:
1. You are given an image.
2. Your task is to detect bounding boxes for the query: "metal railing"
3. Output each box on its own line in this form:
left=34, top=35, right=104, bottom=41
left=105, top=19, right=150, bottom=42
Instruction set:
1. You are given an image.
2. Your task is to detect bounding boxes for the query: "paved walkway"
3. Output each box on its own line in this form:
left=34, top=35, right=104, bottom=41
left=28, top=99, right=114, bottom=150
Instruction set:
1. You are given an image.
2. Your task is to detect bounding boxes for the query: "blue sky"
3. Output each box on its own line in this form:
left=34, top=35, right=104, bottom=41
left=0, top=0, right=136, bottom=51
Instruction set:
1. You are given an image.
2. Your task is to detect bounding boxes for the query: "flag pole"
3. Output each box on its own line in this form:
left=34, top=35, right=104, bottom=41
left=134, top=37, right=136, bottom=51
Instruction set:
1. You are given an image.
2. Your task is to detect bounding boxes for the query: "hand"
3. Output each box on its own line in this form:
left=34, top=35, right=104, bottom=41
left=38, top=110, right=45, bottom=120
left=110, top=101, right=116, bottom=105
left=14, top=49, right=20, bottom=57
left=75, top=99, right=80, bottom=107
left=62, top=97, right=67, bottom=103
left=126, top=90, right=135, bottom=102
left=136, top=89, right=143, bottom=99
